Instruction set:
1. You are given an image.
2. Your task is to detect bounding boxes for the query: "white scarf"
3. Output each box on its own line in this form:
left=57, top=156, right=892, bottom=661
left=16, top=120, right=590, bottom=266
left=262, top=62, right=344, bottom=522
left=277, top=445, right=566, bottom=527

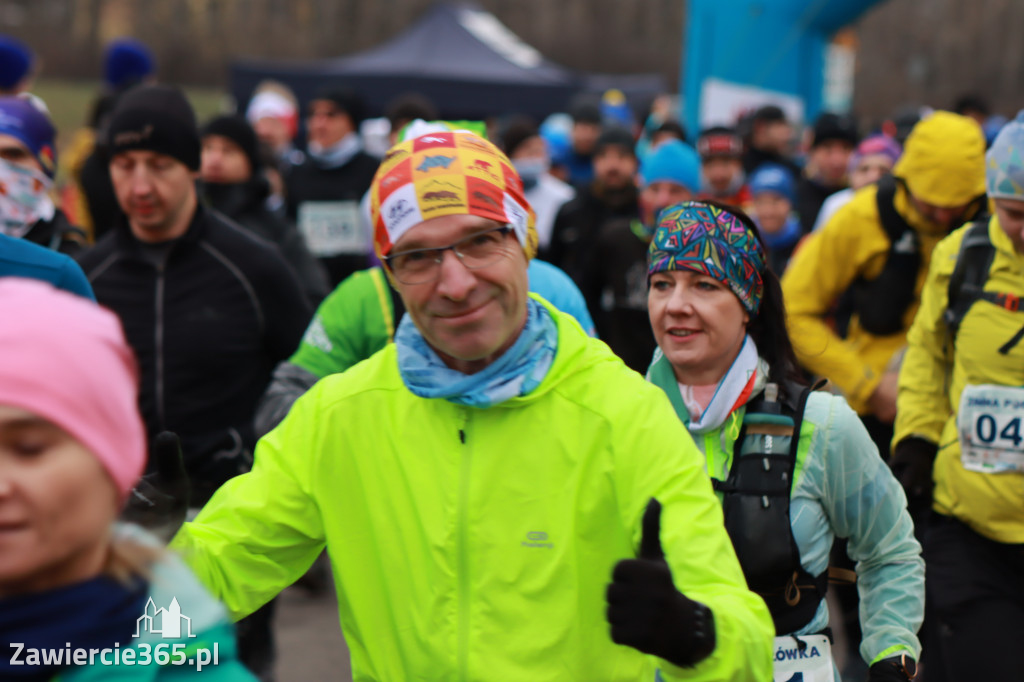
left=678, top=335, right=767, bottom=434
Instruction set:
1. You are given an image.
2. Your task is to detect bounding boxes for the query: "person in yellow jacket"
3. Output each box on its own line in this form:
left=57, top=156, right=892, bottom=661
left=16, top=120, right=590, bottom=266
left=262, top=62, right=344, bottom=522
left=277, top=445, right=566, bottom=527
left=781, top=112, right=986, bottom=457
left=890, top=111, right=1024, bottom=682
left=171, top=130, right=774, bottom=680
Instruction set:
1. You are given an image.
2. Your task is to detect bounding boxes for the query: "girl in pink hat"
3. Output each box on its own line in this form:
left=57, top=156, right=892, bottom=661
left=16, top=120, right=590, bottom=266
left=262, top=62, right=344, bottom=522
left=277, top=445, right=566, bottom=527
left=0, top=278, right=253, bottom=680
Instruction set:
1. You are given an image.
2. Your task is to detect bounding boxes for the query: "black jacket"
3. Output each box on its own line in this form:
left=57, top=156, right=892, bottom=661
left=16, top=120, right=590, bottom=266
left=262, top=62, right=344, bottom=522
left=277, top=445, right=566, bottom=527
left=796, top=174, right=845, bottom=235
left=24, top=209, right=88, bottom=257
left=742, top=147, right=801, bottom=178
left=79, top=145, right=122, bottom=241
left=200, top=178, right=331, bottom=305
left=77, top=205, right=313, bottom=504
left=581, top=217, right=656, bottom=374
left=285, top=152, right=379, bottom=286
left=544, top=182, right=639, bottom=287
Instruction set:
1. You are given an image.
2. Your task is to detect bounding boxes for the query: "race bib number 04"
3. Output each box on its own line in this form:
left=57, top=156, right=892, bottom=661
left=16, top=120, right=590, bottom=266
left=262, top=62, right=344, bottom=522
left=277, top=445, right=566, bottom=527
left=958, top=384, right=1024, bottom=474
left=297, top=201, right=365, bottom=257
left=772, top=635, right=835, bottom=682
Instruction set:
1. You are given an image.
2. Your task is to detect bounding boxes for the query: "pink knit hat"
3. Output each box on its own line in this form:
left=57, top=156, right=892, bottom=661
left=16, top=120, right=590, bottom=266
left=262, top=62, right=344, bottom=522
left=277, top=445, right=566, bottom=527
left=0, top=278, right=145, bottom=501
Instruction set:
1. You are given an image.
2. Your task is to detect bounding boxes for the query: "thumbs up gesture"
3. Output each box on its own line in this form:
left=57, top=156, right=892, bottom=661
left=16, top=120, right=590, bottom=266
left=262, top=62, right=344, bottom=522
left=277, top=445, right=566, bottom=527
left=606, top=498, right=717, bottom=668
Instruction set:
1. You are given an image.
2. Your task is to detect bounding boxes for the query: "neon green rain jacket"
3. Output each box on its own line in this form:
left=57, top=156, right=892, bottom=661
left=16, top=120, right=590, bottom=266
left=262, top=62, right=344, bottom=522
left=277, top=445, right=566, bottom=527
left=172, top=299, right=773, bottom=681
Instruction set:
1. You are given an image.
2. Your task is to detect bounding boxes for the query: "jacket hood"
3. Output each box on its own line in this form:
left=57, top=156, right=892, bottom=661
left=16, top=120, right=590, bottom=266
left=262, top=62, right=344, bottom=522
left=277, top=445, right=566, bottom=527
left=893, top=111, right=986, bottom=207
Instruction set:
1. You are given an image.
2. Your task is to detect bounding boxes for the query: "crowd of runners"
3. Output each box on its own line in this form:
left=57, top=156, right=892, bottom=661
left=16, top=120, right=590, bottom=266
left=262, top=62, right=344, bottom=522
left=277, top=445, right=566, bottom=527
left=1, top=34, right=1022, bottom=682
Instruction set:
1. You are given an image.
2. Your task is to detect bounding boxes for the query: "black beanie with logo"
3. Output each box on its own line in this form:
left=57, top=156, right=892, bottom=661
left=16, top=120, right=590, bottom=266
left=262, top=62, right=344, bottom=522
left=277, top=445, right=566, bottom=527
left=106, top=84, right=200, bottom=170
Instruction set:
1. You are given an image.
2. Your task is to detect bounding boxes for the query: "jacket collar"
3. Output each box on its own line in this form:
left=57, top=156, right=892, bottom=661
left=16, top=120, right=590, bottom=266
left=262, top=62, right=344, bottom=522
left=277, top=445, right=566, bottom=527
left=114, top=201, right=209, bottom=258
left=198, top=176, right=269, bottom=218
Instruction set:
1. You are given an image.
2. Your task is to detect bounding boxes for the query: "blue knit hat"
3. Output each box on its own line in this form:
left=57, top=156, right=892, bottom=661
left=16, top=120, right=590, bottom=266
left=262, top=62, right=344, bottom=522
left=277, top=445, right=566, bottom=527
left=639, top=140, right=701, bottom=193
left=986, top=110, right=1024, bottom=201
left=0, top=96, right=57, bottom=178
left=0, top=36, right=32, bottom=91
left=749, top=162, right=796, bottom=203
left=104, top=39, right=155, bottom=91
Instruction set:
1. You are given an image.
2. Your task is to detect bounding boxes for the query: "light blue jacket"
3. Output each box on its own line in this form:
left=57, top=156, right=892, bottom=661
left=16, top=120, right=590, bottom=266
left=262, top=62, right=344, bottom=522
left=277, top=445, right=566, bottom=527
left=526, top=259, right=597, bottom=337
left=649, top=360, right=924, bottom=668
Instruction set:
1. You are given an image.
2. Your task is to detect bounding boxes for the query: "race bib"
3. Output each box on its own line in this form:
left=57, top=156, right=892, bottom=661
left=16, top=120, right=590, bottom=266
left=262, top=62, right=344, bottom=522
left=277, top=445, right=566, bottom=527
left=958, top=384, right=1024, bottom=473
left=772, top=635, right=834, bottom=682
left=297, top=200, right=364, bottom=257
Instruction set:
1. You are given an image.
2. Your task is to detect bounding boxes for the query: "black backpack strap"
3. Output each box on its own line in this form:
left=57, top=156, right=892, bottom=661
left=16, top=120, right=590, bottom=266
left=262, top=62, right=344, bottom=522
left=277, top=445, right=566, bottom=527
left=942, top=219, right=1024, bottom=354
left=875, top=175, right=914, bottom=243
left=850, top=176, right=922, bottom=336
left=944, top=220, right=996, bottom=342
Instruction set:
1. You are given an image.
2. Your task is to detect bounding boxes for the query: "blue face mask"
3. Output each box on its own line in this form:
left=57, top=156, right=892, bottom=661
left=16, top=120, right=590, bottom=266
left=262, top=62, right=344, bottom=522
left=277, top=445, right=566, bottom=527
left=512, top=158, right=548, bottom=190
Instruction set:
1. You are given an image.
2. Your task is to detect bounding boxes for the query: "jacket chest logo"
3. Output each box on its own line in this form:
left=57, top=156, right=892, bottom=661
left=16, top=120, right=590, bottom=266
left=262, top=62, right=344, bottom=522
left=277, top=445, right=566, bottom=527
left=521, top=531, right=553, bottom=549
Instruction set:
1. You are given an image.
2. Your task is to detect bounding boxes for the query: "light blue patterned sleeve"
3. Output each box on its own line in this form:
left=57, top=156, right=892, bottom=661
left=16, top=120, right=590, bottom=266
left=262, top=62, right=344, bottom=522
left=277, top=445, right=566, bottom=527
left=804, top=393, right=924, bottom=664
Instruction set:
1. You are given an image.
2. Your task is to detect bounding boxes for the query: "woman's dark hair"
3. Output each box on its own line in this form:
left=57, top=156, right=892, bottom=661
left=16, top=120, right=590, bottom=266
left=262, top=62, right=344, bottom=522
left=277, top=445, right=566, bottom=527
left=700, top=200, right=807, bottom=392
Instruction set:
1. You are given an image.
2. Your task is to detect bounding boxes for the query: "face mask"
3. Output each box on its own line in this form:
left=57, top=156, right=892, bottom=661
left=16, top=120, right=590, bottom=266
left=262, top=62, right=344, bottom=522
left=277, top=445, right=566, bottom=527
left=0, top=159, right=54, bottom=238
left=513, top=158, right=548, bottom=190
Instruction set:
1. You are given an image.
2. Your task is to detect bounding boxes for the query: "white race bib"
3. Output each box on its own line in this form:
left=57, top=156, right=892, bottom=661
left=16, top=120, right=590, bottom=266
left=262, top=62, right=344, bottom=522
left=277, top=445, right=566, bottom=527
left=772, top=635, right=835, bottom=682
left=297, top=200, right=365, bottom=257
left=958, top=384, right=1024, bottom=473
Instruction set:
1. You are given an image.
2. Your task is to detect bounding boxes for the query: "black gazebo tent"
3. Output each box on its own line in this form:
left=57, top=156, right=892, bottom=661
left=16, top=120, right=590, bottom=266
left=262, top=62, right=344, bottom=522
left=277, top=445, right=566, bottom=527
left=229, top=3, right=665, bottom=121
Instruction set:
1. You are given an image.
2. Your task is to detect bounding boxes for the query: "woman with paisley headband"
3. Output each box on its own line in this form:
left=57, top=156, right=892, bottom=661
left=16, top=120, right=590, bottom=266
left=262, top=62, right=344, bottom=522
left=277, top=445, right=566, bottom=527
left=645, top=200, right=923, bottom=682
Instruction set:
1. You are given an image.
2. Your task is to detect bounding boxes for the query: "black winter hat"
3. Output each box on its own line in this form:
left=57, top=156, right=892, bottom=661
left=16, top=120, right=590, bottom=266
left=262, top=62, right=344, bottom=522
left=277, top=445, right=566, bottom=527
left=570, top=102, right=602, bottom=125
left=310, top=86, right=366, bottom=128
left=106, top=85, right=199, bottom=170
left=593, top=126, right=636, bottom=157
left=752, top=105, right=787, bottom=124
left=811, top=112, right=859, bottom=148
left=500, top=117, right=540, bottom=158
left=201, top=114, right=261, bottom=173
left=106, top=84, right=200, bottom=170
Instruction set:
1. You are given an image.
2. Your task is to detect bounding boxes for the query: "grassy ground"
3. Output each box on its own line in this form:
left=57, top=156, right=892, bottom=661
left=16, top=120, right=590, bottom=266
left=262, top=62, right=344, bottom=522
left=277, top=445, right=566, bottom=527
left=31, top=78, right=228, bottom=157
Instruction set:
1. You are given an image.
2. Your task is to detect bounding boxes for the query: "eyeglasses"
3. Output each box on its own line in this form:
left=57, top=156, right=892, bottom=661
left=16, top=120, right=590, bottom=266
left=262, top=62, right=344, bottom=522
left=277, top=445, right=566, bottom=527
left=384, top=225, right=515, bottom=284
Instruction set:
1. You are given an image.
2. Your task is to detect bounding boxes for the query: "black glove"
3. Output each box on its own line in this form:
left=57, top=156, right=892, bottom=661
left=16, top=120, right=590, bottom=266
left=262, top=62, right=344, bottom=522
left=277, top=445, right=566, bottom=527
left=121, top=431, right=190, bottom=541
left=606, top=498, right=716, bottom=668
left=867, top=655, right=918, bottom=681
left=889, top=437, right=937, bottom=505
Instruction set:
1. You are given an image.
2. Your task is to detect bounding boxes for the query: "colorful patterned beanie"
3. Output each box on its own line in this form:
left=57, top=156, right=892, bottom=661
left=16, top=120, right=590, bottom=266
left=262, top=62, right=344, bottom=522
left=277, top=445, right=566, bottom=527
left=648, top=201, right=767, bottom=314
left=370, top=130, right=537, bottom=259
left=986, top=110, right=1024, bottom=201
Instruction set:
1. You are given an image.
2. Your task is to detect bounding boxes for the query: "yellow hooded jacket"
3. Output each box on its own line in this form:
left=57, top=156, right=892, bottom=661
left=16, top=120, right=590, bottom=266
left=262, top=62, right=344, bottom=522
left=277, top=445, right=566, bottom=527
left=894, top=216, right=1024, bottom=544
left=782, top=112, right=986, bottom=414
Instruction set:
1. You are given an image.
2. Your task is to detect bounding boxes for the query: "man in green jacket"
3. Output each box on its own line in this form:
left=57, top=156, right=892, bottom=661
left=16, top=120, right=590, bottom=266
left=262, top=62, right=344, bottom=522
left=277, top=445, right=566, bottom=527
left=172, top=130, right=773, bottom=680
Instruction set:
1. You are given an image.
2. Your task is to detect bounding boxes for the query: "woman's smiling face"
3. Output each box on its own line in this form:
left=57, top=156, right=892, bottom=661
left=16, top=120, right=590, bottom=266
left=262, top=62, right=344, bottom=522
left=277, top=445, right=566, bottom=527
left=648, top=269, right=749, bottom=385
left=0, top=405, right=117, bottom=596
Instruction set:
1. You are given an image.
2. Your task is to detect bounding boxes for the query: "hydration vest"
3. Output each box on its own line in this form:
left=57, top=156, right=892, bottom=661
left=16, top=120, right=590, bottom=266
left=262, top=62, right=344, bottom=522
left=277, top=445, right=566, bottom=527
left=849, top=176, right=922, bottom=336
left=945, top=219, right=1024, bottom=354
left=712, top=381, right=853, bottom=635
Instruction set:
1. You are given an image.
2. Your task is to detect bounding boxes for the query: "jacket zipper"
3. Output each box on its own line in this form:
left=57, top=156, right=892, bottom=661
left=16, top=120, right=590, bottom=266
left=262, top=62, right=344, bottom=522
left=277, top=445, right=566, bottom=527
left=456, top=412, right=471, bottom=681
left=155, top=265, right=167, bottom=431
